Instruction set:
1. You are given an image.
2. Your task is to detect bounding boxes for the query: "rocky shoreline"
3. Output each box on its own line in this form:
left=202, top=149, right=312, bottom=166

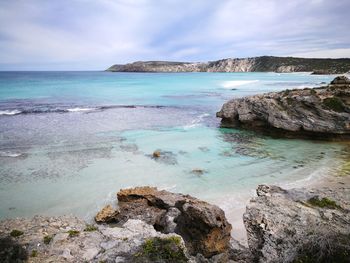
left=217, top=76, right=350, bottom=139
left=106, top=56, right=350, bottom=74
left=1, top=184, right=349, bottom=263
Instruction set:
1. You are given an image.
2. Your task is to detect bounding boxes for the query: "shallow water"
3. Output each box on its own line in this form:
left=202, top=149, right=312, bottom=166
left=0, top=71, right=347, bottom=239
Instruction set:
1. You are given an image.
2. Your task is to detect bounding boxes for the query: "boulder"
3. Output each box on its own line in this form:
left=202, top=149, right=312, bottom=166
left=243, top=185, right=350, bottom=263
left=95, top=204, right=119, bottom=223
left=217, top=76, right=350, bottom=138
left=96, top=186, right=232, bottom=258
left=331, top=75, right=350, bottom=85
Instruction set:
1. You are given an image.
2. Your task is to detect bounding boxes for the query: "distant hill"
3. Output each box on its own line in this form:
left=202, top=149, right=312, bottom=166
left=106, top=56, right=350, bottom=74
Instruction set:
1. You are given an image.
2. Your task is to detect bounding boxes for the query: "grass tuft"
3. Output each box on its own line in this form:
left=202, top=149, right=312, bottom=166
left=67, top=230, right=80, bottom=237
left=43, top=235, right=53, bottom=244
left=84, top=225, right=98, bottom=232
left=308, top=196, right=340, bottom=209
left=134, top=236, right=187, bottom=262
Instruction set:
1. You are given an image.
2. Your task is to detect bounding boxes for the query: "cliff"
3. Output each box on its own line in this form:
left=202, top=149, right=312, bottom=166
left=217, top=76, right=350, bottom=139
left=106, top=56, right=350, bottom=73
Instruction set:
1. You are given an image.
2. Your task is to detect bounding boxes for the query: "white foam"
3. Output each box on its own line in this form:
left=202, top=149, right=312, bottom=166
left=0, top=152, right=22, bottom=157
left=221, top=80, right=259, bottom=89
left=67, top=107, right=96, bottom=112
left=183, top=113, right=210, bottom=130
left=0, top=110, right=21, bottom=115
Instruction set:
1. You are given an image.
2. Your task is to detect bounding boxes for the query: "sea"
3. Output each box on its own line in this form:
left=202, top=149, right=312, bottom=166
left=0, top=71, right=348, bottom=239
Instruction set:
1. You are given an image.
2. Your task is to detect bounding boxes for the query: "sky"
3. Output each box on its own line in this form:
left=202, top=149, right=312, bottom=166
left=0, top=0, right=349, bottom=70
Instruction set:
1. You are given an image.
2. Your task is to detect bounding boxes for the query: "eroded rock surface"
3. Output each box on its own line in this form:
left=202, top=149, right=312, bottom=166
left=0, top=216, right=189, bottom=263
left=217, top=76, right=350, bottom=138
left=96, top=186, right=232, bottom=258
left=244, top=185, right=350, bottom=263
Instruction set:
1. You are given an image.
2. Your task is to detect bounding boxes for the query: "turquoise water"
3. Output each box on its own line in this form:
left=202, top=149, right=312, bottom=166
left=0, top=72, right=347, bottom=238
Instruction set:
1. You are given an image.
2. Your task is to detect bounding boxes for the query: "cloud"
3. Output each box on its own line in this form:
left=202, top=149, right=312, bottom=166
left=0, top=0, right=349, bottom=70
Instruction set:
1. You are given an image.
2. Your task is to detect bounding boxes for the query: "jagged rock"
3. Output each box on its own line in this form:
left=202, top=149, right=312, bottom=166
left=149, top=150, right=178, bottom=165
left=331, top=75, right=350, bottom=85
left=0, top=216, right=190, bottom=263
left=95, top=204, right=119, bottom=223
left=97, top=186, right=232, bottom=258
left=243, top=185, right=350, bottom=263
left=217, top=77, right=350, bottom=138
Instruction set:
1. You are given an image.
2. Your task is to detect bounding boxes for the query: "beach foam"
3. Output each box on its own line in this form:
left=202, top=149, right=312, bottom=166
left=67, top=107, right=97, bottom=112
left=221, top=80, right=259, bottom=89
left=0, top=110, right=21, bottom=115
left=0, top=151, right=23, bottom=157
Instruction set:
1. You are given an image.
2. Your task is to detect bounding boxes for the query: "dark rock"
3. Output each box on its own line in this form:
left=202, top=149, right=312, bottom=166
left=0, top=237, right=28, bottom=263
left=190, top=169, right=207, bottom=176
left=149, top=150, right=178, bottom=165
left=331, top=75, right=350, bottom=85
left=97, top=186, right=232, bottom=258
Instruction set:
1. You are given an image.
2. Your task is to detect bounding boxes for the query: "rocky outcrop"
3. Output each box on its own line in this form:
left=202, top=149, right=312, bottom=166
left=244, top=185, right=350, bottom=263
left=1, top=185, right=349, bottom=262
left=107, top=56, right=350, bottom=73
left=95, top=186, right=232, bottom=258
left=217, top=76, right=350, bottom=138
left=0, top=216, right=189, bottom=263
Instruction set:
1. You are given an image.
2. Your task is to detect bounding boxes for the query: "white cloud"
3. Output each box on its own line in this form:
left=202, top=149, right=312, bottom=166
left=0, top=0, right=349, bottom=70
left=289, top=48, right=350, bottom=58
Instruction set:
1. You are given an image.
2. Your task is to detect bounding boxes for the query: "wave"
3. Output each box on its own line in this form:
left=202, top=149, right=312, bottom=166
left=221, top=80, right=259, bottom=89
left=0, top=104, right=169, bottom=117
left=67, top=107, right=97, bottom=112
left=0, top=151, right=23, bottom=157
left=0, top=110, right=22, bottom=116
left=183, top=113, right=210, bottom=130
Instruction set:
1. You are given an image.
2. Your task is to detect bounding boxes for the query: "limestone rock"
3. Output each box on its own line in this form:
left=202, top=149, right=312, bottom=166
left=217, top=76, right=350, bottom=138
left=243, top=185, right=350, bottom=263
left=0, top=216, right=190, bottom=263
left=106, top=56, right=350, bottom=74
left=95, top=204, right=119, bottom=223
left=102, top=186, right=232, bottom=258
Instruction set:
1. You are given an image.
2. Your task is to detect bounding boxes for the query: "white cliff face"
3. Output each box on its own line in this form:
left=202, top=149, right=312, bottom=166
left=107, top=56, right=350, bottom=73
left=207, top=58, right=257, bottom=72
left=217, top=76, right=350, bottom=137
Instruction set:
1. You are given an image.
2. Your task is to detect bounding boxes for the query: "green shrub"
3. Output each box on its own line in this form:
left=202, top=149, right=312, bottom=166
left=134, top=236, right=187, bottom=262
left=322, top=97, right=345, bottom=112
left=308, top=197, right=340, bottom=209
left=30, top=250, right=38, bottom=257
left=10, top=230, right=24, bottom=237
left=84, top=225, right=98, bottom=232
left=67, top=230, right=80, bottom=237
left=43, top=235, right=53, bottom=244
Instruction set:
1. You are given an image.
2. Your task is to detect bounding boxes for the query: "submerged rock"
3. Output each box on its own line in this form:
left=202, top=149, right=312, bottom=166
left=217, top=76, right=350, bottom=139
left=149, top=150, right=178, bottom=165
left=96, top=186, right=232, bottom=258
left=244, top=185, right=350, bottom=263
